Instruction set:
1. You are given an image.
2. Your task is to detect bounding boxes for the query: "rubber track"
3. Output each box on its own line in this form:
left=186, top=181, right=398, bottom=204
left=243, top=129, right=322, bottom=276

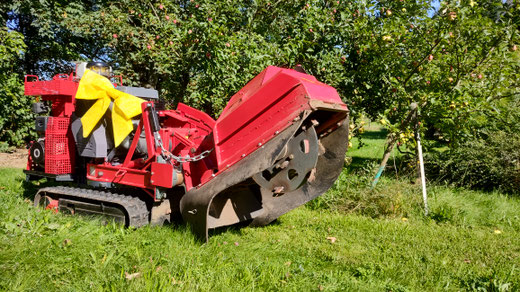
left=36, top=186, right=149, bottom=227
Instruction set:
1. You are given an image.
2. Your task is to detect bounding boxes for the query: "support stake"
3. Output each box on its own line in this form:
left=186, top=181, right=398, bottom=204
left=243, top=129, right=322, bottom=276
left=415, top=121, right=428, bottom=216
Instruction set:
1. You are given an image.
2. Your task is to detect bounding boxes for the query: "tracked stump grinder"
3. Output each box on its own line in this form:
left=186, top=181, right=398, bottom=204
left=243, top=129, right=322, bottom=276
left=24, top=63, right=349, bottom=241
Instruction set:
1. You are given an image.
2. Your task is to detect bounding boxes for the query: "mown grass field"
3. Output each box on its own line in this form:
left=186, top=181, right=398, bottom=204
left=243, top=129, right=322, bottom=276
left=1, top=129, right=519, bottom=291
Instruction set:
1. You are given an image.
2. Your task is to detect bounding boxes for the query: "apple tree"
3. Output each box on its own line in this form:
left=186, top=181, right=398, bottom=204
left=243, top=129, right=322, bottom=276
left=63, top=0, right=368, bottom=116
left=351, top=0, right=520, bottom=150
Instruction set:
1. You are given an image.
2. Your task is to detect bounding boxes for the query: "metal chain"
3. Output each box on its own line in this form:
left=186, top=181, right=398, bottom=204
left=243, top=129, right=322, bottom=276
left=154, top=131, right=213, bottom=164
left=170, top=148, right=214, bottom=163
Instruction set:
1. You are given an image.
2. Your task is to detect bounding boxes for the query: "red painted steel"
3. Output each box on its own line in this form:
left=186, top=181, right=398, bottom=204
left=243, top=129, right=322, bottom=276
left=151, top=162, right=175, bottom=188
left=86, top=163, right=153, bottom=189
left=212, top=66, right=347, bottom=171
left=25, top=73, right=78, bottom=174
left=24, top=73, right=77, bottom=97
left=25, top=66, right=348, bottom=201
left=25, top=73, right=78, bottom=117
left=26, top=144, right=33, bottom=170
left=45, top=117, right=75, bottom=174
left=45, top=197, right=59, bottom=213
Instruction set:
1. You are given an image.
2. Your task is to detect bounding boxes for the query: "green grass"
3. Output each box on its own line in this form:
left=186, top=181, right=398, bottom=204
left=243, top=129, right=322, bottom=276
left=1, top=129, right=520, bottom=291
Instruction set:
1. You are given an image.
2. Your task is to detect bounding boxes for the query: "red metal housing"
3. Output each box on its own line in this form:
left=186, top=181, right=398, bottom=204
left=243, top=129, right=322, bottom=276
left=24, top=65, right=349, bottom=232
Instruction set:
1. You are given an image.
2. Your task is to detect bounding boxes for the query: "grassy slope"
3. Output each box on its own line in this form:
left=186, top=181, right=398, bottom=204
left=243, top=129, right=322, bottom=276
left=1, top=130, right=519, bottom=291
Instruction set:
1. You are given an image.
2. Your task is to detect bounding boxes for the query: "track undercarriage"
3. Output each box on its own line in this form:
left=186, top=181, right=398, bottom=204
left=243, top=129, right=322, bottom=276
left=34, top=186, right=150, bottom=226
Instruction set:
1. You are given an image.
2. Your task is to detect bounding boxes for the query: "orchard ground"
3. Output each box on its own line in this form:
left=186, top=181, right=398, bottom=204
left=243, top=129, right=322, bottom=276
left=1, top=128, right=519, bottom=291
left=0, top=148, right=27, bottom=169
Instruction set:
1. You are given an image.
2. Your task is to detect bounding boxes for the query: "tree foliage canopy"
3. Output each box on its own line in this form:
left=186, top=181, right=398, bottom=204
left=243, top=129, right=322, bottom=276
left=1, top=0, right=519, bottom=149
left=0, top=26, right=33, bottom=146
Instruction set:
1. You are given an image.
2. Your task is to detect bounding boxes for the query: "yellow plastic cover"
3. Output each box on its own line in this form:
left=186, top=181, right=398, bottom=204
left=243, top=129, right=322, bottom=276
left=75, top=69, right=145, bottom=147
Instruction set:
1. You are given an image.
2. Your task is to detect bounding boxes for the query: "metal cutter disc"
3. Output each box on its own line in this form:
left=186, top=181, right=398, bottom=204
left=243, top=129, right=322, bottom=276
left=252, top=126, right=319, bottom=194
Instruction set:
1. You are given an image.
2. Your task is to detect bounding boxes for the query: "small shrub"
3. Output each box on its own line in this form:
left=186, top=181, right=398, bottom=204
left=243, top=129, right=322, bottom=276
left=429, top=203, right=456, bottom=223
left=308, top=160, right=423, bottom=219
left=427, top=130, right=520, bottom=195
left=352, top=263, right=380, bottom=279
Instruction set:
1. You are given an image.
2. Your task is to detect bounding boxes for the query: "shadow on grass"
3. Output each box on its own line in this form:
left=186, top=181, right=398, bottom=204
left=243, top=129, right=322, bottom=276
left=208, top=218, right=282, bottom=238
left=18, top=176, right=62, bottom=202
left=359, top=129, right=388, bottom=140
left=348, top=155, right=413, bottom=179
left=348, top=157, right=379, bottom=171
left=346, top=129, right=389, bottom=172
left=208, top=220, right=253, bottom=237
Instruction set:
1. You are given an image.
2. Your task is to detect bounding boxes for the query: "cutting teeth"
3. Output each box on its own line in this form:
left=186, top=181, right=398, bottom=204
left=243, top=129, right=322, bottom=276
left=273, top=186, right=285, bottom=194
left=277, top=161, right=289, bottom=169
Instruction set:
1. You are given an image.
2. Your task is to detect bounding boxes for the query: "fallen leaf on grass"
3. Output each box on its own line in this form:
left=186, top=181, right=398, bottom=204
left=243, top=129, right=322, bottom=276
left=156, top=266, right=162, bottom=272
left=318, top=285, right=324, bottom=291
left=125, top=272, right=141, bottom=280
left=62, top=239, right=71, bottom=246
left=171, top=277, right=183, bottom=285
left=494, top=229, right=502, bottom=234
left=401, top=217, right=408, bottom=222
left=326, top=236, right=337, bottom=244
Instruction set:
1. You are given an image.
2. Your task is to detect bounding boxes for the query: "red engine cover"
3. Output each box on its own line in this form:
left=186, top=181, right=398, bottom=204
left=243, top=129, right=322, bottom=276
left=212, top=66, right=347, bottom=171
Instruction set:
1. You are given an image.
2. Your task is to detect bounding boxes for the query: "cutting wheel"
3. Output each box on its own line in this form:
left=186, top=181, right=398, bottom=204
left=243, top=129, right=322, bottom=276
left=252, top=126, right=319, bottom=195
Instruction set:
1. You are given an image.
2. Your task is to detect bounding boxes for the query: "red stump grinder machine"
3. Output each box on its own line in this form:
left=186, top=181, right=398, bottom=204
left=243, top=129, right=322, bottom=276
left=24, top=62, right=349, bottom=241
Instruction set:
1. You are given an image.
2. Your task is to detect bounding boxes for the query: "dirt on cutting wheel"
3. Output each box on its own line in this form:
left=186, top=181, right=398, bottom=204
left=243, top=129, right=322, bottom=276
left=0, top=148, right=28, bottom=169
